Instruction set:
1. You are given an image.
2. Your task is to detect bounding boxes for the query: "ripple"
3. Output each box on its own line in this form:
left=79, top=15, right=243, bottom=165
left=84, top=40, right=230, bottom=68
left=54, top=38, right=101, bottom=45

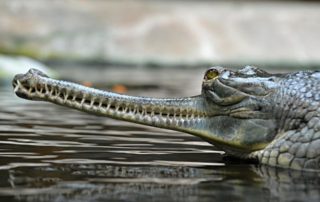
left=44, top=158, right=224, bottom=167
left=88, top=177, right=220, bottom=185
left=1, top=138, right=97, bottom=147
left=0, top=187, right=56, bottom=196
left=0, top=162, right=51, bottom=170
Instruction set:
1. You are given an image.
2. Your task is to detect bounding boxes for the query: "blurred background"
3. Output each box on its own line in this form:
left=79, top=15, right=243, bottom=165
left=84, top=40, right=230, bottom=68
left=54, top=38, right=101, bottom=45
left=1, top=0, right=320, bottom=90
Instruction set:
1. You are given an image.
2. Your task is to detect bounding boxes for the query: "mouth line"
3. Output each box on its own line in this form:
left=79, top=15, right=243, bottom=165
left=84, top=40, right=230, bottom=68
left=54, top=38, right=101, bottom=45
left=13, top=78, right=208, bottom=121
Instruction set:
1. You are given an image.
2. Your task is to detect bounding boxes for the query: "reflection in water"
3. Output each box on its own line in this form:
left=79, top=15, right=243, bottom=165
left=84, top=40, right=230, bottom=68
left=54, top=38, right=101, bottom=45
left=0, top=86, right=319, bottom=201
left=1, top=165, right=320, bottom=202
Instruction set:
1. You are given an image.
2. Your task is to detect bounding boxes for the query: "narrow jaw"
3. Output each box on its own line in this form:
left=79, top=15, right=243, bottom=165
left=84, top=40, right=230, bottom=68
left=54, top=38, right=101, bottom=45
left=12, top=68, right=209, bottom=136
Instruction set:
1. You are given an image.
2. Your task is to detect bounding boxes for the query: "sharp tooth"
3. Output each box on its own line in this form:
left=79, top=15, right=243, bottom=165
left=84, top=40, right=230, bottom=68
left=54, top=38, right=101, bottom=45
left=190, top=111, right=195, bottom=119
left=132, top=105, right=137, bottom=114
left=14, top=85, right=19, bottom=92
left=14, top=80, right=21, bottom=92
left=124, top=106, right=128, bottom=113
left=49, top=88, right=53, bottom=96
left=106, top=102, right=111, bottom=110
left=90, top=99, right=95, bottom=108
left=80, top=97, right=85, bottom=105
left=45, top=84, right=49, bottom=94
left=64, top=92, right=69, bottom=102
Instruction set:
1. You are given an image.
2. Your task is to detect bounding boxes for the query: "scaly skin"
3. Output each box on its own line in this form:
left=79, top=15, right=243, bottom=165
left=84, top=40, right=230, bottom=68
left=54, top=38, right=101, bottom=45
left=12, top=66, right=320, bottom=170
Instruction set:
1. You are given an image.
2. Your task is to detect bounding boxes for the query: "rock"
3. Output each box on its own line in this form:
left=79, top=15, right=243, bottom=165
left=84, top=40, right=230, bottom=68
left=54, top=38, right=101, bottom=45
left=0, top=55, right=57, bottom=84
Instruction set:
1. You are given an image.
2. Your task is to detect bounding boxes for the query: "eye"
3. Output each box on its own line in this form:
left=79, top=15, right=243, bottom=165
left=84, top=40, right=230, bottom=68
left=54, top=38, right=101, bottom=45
left=204, top=69, right=219, bottom=80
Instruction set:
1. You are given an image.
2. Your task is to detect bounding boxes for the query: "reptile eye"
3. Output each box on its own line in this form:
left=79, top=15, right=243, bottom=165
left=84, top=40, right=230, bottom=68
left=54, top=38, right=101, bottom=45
left=204, top=69, right=219, bottom=81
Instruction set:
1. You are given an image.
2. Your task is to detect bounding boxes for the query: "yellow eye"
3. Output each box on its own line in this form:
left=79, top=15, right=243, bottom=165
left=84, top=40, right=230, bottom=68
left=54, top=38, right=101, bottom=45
left=204, top=69, right=219, bottom=80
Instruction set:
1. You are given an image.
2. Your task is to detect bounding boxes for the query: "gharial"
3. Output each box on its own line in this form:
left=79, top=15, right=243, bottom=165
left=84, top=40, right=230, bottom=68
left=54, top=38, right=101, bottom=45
left=12, top=66, right=320, bottom=171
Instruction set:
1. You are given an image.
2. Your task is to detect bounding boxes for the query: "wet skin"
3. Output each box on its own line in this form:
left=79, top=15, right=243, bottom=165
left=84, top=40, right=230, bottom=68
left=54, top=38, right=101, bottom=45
left=12, top=66, right=320, bottom=170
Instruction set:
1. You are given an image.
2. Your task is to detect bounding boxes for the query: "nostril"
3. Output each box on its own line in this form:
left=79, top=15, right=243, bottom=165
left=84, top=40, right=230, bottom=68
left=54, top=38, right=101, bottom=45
left=28, top=68, right=49, bottom=78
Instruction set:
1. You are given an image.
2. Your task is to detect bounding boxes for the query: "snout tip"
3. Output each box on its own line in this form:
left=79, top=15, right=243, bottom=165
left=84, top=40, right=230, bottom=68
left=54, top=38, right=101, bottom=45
left=12, top=68, right=48, bottom=100
left=12, top=73, right=29, bottom=100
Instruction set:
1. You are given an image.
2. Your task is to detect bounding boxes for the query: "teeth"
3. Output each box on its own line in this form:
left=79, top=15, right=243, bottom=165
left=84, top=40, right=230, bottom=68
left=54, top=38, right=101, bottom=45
left=35, top=84, right=39, bottom=92
left=49, top=87, right=54, bottom=95
left=14, top=80, right=206, bottom=121
left=90, top=99, right=95, bottom=108
left=106, top=102, right=111, bottom=111
left=63, top=92, right=69, bottom=102
left=45, top=84, right=49, bottom=93
left=14, top=80, right=21, bottom=92
left=80, top=97, right=85, bottom=105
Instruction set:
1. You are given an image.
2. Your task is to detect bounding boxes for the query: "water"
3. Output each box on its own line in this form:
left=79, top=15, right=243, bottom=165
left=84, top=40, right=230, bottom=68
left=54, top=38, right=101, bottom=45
left=0, top=67, right=320, bottom=202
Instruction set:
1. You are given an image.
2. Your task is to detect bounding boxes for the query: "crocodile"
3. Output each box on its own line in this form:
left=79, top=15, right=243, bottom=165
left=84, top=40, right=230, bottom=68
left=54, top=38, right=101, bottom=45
left=12, top=66, right=320, bottom=170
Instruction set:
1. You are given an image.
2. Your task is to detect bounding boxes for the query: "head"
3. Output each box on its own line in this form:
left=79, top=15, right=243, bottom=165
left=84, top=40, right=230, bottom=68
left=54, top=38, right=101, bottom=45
left=197, top=66, right=282, bottom=156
